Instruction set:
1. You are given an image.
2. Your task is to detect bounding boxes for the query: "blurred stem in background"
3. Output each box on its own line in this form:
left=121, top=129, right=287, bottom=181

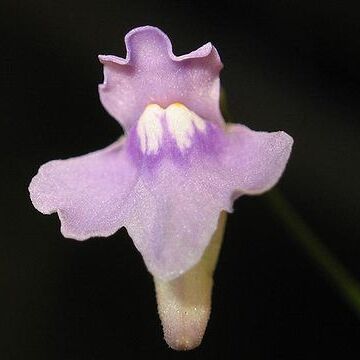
left=220, top=87, right=360, bottom=318
left=264, top=189, right=360, bottom=318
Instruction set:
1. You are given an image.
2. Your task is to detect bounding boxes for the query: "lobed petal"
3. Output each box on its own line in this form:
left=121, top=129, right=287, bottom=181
left=29, top=139, right=138, bottom=240
left=98, top=26, right=223, bottom=132
left=29, top=123, right=292, bottom=280
left=123, top=156, right=236, bottom=280
left=122, top=124, right=292, bottom=280
left=222, top=124, right=294, bottom=194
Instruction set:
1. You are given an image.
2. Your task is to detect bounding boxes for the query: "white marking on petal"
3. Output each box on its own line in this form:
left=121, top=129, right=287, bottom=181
left=137, top=104, right=164, bottom=154
left=165, top=103, right=197, bottom=150
left=192, top=112, right=206, bottom=132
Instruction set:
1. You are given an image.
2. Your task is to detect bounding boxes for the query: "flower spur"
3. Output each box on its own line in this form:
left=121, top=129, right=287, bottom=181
left=29, top=26, right=293, bottom=350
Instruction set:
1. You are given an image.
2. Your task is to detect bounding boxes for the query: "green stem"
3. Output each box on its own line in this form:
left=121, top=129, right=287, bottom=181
left=264, top=188, right=360, bottom=317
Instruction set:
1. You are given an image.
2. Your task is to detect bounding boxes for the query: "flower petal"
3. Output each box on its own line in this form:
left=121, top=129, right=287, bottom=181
left=223, top=124, right=294, bottom=194
left=123, top=156, right=236, bottom=281
left=121, top=123, right=292, bottom=280
left=98, top=26, right=223, bottom=131
left=29, top=139, right=138, bottom=240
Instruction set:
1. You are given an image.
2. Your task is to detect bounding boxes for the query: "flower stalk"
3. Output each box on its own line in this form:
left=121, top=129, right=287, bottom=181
left=265, top=189, right=360, bottom=318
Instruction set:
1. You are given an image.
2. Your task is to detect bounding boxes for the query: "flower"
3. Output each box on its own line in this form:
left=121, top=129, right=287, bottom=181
left=29, top=26, right=293, bottom=281
left=29, top=26, right=293, bottom=350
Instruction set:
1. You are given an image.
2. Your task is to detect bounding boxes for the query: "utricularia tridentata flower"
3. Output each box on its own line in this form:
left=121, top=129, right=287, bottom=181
left=29, top=26, right=293, bottom=350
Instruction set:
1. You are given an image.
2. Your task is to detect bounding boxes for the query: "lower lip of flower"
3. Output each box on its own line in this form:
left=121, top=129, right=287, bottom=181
left=126, top=103, right=224, bottom=163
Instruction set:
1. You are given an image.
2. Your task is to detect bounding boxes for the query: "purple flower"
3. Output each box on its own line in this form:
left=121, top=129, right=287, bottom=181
left=29, top=26, right=293, bottom=281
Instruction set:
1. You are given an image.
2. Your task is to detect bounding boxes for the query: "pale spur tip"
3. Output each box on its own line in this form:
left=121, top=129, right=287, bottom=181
left=153, top=212, right=227, bottom=351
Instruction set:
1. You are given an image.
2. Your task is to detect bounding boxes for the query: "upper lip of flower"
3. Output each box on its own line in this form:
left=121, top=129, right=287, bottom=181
left=29, top=26, right=293, bottom=281
left=98, top=25, right=224, bottom=133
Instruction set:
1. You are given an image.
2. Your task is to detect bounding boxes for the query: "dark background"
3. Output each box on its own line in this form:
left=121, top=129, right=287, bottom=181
left=1, top=0, right=360, bottom=358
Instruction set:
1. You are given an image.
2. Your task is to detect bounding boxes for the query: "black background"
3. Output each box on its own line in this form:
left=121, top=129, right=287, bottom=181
left=1, top=0, right=360, bottom=358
